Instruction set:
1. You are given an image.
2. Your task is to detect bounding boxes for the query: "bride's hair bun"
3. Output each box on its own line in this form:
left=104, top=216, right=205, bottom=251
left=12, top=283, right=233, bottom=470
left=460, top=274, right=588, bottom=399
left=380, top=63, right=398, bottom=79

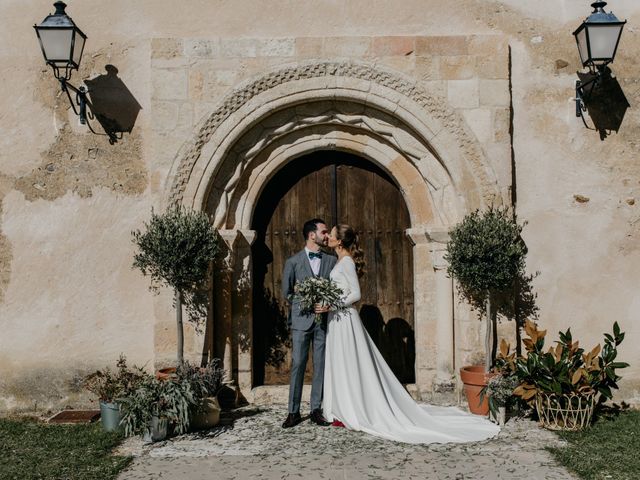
left=336, top=224, right=365, bottom=277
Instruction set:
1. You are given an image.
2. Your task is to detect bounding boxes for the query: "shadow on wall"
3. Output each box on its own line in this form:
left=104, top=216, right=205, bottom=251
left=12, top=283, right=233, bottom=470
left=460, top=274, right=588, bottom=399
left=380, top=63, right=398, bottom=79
left=578, top=68, right=630, bottom=141
left=84, top=64, right=142, bottom=144
left=360, top=304, right=415, bottom=384
left=252, top=235, right=292, bottom=386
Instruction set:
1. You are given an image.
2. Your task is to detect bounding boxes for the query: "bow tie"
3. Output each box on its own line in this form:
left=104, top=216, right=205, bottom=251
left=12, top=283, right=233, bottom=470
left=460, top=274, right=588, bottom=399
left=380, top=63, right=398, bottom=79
left=308, top=251, right=323, bottom=260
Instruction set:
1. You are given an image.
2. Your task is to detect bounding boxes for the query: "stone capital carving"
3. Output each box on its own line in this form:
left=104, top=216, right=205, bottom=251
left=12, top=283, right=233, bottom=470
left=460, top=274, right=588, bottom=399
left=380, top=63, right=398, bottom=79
left=217, top=229, right=239, bottom=249
left=238, top=229, right=257, bottom=246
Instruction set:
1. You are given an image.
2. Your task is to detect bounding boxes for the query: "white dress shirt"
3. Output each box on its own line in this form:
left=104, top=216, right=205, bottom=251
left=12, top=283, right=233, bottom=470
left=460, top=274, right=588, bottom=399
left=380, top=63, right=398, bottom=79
left=304, top=247, right=321, bottom=276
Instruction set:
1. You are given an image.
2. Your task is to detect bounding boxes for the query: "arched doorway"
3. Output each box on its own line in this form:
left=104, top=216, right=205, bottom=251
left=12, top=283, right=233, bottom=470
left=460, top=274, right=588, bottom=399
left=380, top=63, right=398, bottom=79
left=251, top=151, right=415, bottom=387
left=165, top=61, right=506, bottom=401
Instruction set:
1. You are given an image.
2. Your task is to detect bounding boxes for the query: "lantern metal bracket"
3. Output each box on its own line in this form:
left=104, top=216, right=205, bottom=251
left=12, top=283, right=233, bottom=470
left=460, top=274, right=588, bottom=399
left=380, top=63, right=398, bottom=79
left=56, top=75, right=120, bottom=143
left=58, top=77, right=89, bottom=125
left=575, top=65, right=610, bottom=129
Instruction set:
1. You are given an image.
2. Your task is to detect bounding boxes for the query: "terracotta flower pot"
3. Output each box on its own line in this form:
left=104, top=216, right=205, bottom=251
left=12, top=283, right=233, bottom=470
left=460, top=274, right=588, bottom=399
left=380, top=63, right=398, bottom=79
left=460, top=365, right=494, bottom=415
left=156, top=367, right=177, bottom=381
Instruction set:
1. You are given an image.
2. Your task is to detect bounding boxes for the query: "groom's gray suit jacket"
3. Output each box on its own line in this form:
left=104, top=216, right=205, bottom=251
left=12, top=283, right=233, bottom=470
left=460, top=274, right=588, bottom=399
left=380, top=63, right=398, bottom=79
left=282, top=249, right=337, bottom=331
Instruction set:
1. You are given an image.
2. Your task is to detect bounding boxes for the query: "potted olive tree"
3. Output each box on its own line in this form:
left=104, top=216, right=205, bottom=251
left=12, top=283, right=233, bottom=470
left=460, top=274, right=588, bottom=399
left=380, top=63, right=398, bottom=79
left=445, top=206, right=528, bottom=414
left=132, top=205, right=219, bottom=366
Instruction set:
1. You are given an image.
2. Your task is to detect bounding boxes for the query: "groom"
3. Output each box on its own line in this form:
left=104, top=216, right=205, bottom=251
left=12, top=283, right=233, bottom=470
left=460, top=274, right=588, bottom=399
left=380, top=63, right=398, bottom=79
left=281, top=218, right=336, bottom=428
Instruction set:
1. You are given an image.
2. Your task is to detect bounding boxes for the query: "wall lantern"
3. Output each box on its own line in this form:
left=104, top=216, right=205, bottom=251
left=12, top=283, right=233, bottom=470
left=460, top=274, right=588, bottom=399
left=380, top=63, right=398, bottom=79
left=573, top=1, right=626, bottom=122
left=34, top=1, right=92, bottom=126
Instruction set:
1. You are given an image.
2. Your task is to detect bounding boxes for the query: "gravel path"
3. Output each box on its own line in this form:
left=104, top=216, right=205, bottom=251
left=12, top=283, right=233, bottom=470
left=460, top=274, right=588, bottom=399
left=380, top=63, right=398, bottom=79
left=115, top=404, right=577, bottom=480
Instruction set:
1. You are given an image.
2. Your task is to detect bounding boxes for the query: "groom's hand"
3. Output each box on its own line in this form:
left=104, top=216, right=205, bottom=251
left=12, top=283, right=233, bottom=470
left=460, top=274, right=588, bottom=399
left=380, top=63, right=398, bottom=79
left=314, top=304, right=330, bottom=313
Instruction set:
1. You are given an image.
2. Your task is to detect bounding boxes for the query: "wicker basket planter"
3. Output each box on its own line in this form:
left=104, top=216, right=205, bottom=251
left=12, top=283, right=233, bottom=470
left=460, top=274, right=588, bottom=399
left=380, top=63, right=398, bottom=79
left=535, top=392, right=596, bottom=431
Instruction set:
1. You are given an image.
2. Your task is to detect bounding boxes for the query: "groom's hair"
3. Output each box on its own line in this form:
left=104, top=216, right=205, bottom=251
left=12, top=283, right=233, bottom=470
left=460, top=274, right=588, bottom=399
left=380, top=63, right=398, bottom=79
left=303, top=218, right=326, bottom=240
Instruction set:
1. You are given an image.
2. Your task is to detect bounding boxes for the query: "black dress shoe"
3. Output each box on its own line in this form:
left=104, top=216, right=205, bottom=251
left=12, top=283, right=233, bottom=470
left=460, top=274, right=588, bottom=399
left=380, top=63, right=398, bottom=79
left=282, top=412, right=302, bottom=428
left=309, top=409, right=331, bottom=426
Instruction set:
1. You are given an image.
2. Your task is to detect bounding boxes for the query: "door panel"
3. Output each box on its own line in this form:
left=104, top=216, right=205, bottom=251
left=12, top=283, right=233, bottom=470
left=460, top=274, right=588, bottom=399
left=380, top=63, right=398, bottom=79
left=252, top=151, right=415, bottom=386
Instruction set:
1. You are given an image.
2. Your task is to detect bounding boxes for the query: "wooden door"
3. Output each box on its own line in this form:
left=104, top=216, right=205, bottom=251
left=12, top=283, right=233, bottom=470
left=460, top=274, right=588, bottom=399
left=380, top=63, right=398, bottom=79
left=252, top=151, right=415, bottom=386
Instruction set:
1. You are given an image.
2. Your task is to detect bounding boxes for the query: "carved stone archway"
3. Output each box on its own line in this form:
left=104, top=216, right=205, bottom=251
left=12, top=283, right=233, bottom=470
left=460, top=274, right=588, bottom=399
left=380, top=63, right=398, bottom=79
left=164, top=60, right=504, bottom=403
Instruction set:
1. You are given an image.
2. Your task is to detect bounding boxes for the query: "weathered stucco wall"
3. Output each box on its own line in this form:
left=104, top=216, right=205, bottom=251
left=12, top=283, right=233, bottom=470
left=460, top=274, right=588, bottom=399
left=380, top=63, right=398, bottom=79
left=0, top=0, right=639, bottom=410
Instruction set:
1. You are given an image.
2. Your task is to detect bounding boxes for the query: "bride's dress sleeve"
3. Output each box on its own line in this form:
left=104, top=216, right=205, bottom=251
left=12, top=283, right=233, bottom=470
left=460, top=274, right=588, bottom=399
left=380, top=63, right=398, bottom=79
left=341, top=259, right=361, bottom=307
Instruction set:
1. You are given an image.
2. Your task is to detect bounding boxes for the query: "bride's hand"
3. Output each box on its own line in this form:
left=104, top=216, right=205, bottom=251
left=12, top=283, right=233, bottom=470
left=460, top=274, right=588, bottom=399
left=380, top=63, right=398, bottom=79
left=314, top=303, right=330, bottom=313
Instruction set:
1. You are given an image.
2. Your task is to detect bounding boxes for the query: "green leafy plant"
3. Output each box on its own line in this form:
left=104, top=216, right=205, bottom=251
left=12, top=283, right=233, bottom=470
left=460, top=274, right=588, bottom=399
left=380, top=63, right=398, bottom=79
left=132, top=205, right=220, bottom=364
left=445, top=206, right=528, bottom=370
left=118, top=374, right=196, bottom=437
left=175, top=359, right=224, bottom=401
left=498, top=320, right=629, bottom=406
left=83, top=354, right=147, bottom=403
left=481, top=373, right=519, bottom=417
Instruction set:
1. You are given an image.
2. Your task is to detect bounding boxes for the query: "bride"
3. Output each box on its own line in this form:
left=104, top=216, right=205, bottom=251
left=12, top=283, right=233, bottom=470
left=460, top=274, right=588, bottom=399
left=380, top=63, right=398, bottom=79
left=316, top=224, right=500, bottom=444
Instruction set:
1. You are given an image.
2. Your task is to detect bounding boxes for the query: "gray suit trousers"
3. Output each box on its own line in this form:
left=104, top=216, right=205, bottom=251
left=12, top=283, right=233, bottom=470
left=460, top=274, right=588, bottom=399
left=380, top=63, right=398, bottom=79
left=288, top=321, right=326, bottom=413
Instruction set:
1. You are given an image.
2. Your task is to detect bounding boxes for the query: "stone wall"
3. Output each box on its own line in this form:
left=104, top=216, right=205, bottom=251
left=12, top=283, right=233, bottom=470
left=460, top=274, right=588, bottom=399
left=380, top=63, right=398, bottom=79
left=0, top=0, right=639, bottom=411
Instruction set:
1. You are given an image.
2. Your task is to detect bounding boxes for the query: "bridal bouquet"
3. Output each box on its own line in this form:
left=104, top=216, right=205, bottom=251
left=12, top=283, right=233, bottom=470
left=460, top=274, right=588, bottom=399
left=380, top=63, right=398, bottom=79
left=293, top=277, right=345, bottom=324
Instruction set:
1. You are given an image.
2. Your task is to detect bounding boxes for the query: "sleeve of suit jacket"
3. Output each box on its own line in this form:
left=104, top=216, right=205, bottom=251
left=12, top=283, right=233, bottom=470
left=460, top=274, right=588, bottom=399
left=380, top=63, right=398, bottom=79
left=282, top=257, right=296, bottom=304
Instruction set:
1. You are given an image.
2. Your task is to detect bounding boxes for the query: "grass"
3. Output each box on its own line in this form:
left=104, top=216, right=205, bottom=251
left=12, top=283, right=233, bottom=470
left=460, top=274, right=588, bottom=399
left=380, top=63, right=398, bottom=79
left=0, top=416, right=132, bottom=480
left=547, top=409, right=640, bottom=480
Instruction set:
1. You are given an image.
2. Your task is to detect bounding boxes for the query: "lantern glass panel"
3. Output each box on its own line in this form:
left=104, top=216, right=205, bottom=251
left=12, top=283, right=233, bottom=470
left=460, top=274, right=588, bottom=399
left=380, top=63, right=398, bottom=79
left=575, top=27, right=589, bottom=65
left=587, top=24, right=622, bottom=61
left=38, top=28, right=73, bottom=65
left=72, top=32, right=86, bottom=66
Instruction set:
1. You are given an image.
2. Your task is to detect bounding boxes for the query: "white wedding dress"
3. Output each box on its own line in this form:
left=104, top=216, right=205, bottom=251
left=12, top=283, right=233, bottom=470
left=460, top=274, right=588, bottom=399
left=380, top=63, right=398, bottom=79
left=323, top=256, right=500, bottom=444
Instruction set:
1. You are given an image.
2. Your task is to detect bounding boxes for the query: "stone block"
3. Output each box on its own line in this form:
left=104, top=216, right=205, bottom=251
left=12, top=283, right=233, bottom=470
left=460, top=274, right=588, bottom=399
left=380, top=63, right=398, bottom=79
left=184, top=39, right=220, bottom=58
left=151, top=56, right=192, bottom=69
left=188, top=61, right=240, bottom=101
left=193, top=102, right=218, bottom=127
left=415, top=56, right=440, bottom=81
left=440, top=55, right=477, bottom=80
left=462, top=109, right=493, bottom=144
left=416, top=36, right=469, bottom=56
left=152, top=69, right=188, bottom=100
left=219, top=38, right=259, bottom=57
left=256, top=38, right=295, bottom=57
left=468, top=35, right=508, bottom=56
left=372, top=36, right=415, bottom=57
left=476, top=54, right=509, bottom=80
left=379, top=56, right=415, bottom=76
left=151, top=38, right=183, bottom=59
left=324, top=37, right=372, bottom=57
left=189, top=70, right=204, bottom=100
left=176, top=102, right=194, bottom=134
left=151, top=101, right=179, bottom=132
left=295, top=37, right=324, bottom=57
left=493, top=107, right=511, bottom=143
left=479, top=79, right=510, bottom=106
left=420, top=79, right=446, bottom=99
left=447, top=79, right=479, bottom=108
left=482, top=142, right=512, bottom=188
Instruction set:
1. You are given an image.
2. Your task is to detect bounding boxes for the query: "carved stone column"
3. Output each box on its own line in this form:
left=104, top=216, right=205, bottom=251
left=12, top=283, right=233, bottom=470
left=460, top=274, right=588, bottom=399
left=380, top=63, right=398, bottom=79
left=431, top=247, right=455, bottom=387
left=406, top=226, right=453, bottom=397
left=233, top=229, right=256, bottom=396
left=213, top=229, right=256, bottom=405
left=214, top=230, right=238, bottom=387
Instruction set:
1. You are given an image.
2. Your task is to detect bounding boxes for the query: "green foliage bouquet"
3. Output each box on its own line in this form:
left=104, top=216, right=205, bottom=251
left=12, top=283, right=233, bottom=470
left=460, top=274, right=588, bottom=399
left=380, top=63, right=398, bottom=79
left=293, top=276, right=345, bottom=324
left=175, top=359, right=224, bottom=400
left=83, top=354, right=147, bottom=403
left=119, top=374, right=197, bottom=437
